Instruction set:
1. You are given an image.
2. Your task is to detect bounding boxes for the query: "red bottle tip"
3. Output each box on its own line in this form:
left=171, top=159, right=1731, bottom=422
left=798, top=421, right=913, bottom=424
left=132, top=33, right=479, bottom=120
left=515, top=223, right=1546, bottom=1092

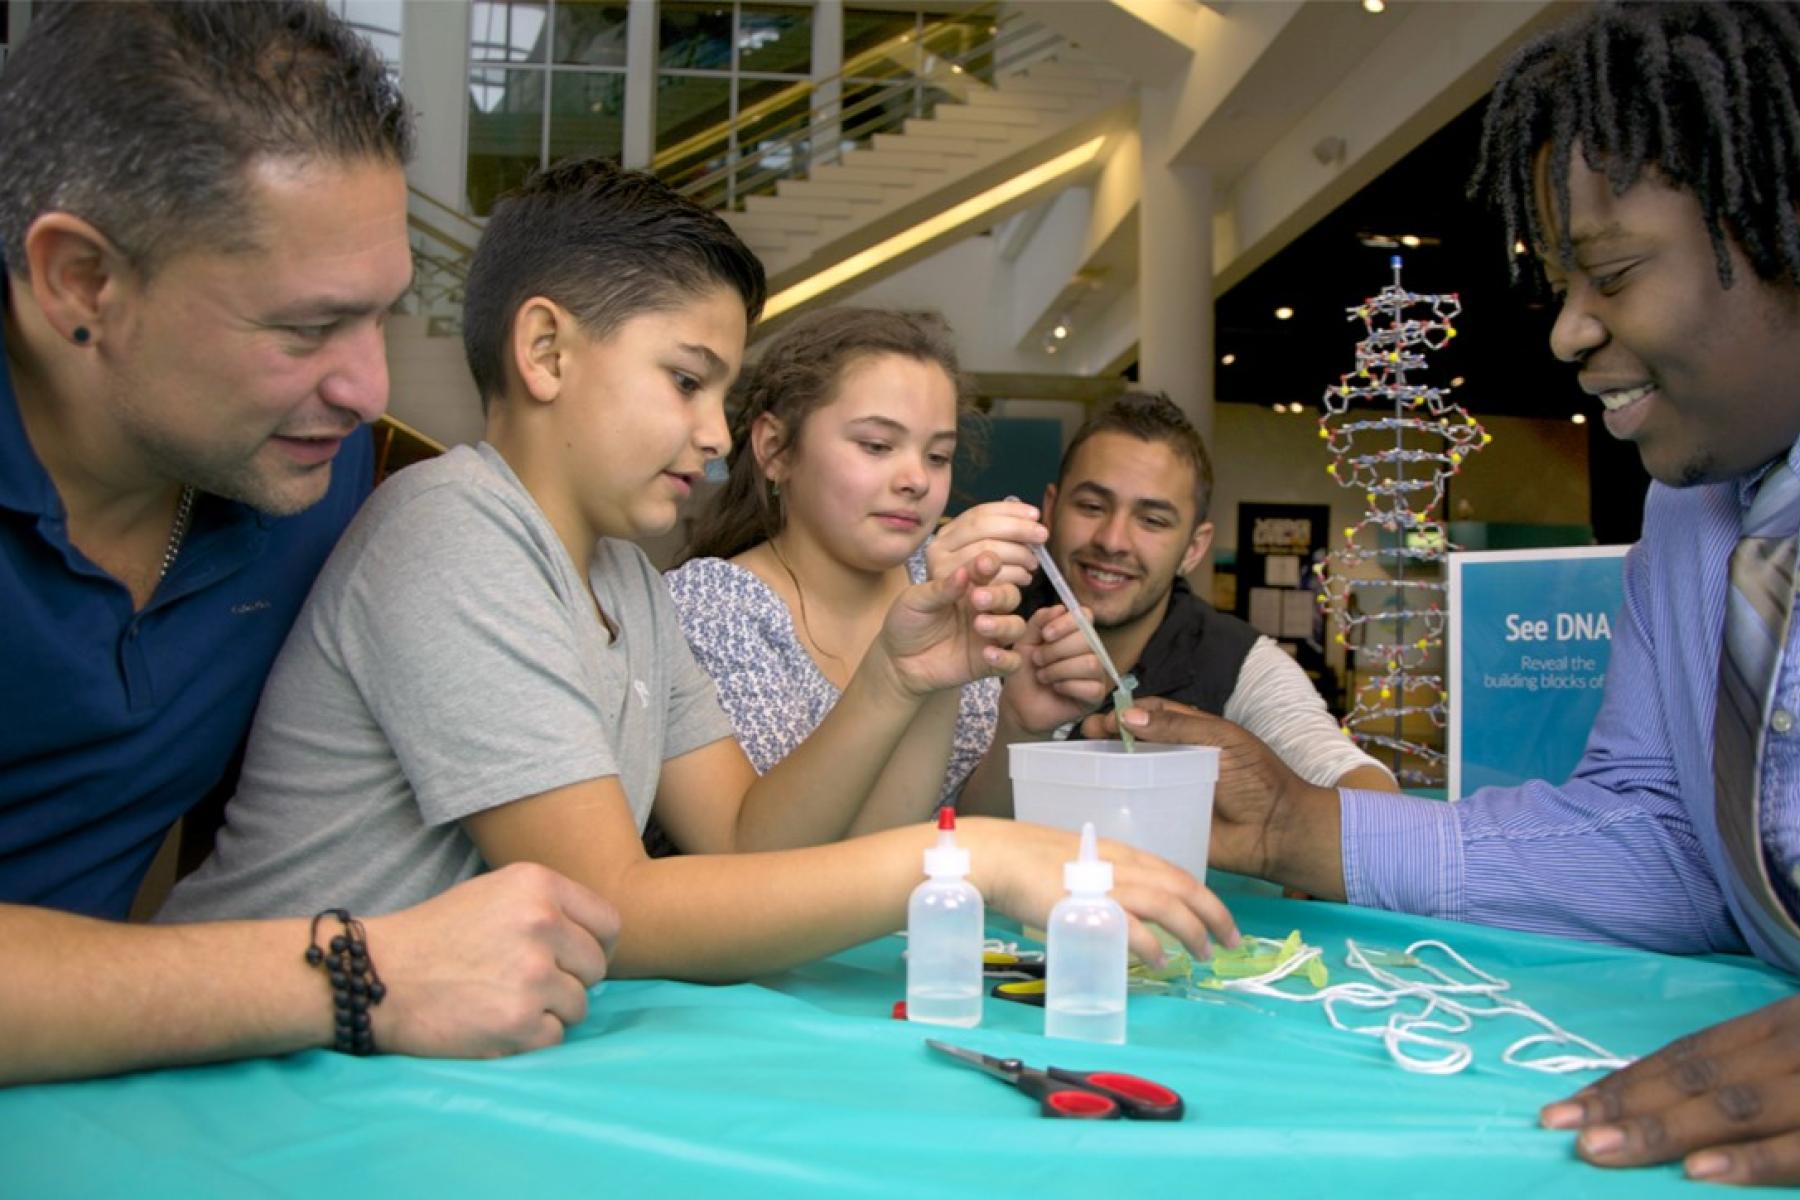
left=938, top=807, right=956, bottom=831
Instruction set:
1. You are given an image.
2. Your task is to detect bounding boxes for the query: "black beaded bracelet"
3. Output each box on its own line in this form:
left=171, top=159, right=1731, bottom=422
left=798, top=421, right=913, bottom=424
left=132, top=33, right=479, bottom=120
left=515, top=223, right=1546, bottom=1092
left=304, top=908, right=386, bottom=1055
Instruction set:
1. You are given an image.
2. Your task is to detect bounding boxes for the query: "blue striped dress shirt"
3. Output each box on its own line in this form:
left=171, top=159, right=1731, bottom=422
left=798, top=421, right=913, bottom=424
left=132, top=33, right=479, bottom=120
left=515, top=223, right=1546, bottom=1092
left=1342, top=443, right=1800, bottom=974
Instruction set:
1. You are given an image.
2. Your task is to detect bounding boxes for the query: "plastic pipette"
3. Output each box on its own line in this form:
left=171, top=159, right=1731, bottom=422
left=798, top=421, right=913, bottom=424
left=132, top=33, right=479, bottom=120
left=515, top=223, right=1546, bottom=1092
left=1027, top=541, right=1125, bottom=689
left=1024, top=540, right=1138, bottom=751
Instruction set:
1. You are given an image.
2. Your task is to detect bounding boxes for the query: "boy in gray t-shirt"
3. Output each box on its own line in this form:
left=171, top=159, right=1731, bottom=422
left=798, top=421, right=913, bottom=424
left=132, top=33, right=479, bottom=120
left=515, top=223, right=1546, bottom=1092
left=163, top=443, right=733, bottom=920
left=165, top=158, right=1237, bottom=985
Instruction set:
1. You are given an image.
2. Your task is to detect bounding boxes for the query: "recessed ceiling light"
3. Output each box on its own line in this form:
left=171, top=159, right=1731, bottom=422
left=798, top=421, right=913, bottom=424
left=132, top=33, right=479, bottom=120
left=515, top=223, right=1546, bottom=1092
left=1274, top=306, right=1295, bottom=321
left=1571, top=413, right=1588, bottom=425
left=1360, top=231, right=1440, bottom=250
left=1363, top=0, right=1386, bottom=11
left=1052, top=324, right=1068, bottom=340
left=1221, top=353, right=1237, bottom=366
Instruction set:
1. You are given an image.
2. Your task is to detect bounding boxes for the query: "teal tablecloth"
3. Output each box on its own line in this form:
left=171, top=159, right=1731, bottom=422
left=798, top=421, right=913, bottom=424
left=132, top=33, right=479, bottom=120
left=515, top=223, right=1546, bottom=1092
left=8, top=885, right=1790, bottom=1199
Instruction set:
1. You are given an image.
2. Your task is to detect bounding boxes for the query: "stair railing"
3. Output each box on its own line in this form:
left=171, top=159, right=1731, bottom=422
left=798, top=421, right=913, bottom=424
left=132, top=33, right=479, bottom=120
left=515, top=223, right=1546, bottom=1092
left=402, top=187, right=482, bottom=336
left=659, top=8, right=1066, bottom=212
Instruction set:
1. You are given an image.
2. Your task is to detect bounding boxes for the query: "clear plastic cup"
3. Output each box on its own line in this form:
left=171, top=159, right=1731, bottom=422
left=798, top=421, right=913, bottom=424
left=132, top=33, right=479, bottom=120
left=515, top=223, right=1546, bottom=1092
left=1008, top=741, right=1220, bottom=881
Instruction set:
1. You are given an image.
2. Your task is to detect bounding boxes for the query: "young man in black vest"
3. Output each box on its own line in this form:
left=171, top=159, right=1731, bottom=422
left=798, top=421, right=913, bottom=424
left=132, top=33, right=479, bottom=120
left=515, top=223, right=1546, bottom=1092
left=962, top=392, right=1396, bottom=818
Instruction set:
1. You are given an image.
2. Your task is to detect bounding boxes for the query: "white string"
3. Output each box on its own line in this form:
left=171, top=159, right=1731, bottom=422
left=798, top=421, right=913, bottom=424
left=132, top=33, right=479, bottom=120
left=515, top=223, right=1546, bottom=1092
left=1204, top=935, right=1635, bottom=1076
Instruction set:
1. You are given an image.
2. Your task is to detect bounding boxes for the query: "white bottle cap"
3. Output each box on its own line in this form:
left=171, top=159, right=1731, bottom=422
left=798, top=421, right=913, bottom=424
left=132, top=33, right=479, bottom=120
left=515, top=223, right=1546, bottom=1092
left=1063, top=822, right=1113, bottom=894
left=924, top=808, right=971, bottom=878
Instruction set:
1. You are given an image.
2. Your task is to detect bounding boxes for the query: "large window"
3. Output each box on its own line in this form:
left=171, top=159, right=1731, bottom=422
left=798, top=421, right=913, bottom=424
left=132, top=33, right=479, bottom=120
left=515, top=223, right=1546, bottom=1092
left=328, top=0, right=403, bottom=72
left=655, top=2, right=812, bottom=207
left=467, top=1, right=630, bottom=215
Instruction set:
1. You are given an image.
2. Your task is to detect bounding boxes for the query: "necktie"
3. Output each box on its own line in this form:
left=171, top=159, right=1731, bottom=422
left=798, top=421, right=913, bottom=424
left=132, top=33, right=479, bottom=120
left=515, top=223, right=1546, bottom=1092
left=1715, top=460, right=1800, bottom=932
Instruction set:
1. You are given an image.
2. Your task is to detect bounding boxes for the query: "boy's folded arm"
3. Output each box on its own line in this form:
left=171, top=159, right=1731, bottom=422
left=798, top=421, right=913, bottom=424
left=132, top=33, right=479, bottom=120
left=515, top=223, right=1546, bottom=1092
left=462, top=775, right=935, bottom=980
left=464, top=783, right=1239, bottom=981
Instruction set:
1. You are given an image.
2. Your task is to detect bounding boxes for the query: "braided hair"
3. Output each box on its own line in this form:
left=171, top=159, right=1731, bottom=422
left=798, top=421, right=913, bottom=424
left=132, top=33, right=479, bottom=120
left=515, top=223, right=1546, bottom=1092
left=1469, top=1, right=1800, bottom=290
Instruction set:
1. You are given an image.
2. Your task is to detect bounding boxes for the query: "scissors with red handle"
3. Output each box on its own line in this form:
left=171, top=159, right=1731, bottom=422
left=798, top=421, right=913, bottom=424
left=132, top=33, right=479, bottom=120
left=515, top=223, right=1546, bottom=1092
left=925, top=1040, right=1185, bottom=1121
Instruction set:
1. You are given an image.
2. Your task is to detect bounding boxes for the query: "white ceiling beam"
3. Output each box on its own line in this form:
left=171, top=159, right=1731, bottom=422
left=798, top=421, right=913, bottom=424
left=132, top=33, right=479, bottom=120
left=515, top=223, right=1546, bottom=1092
left=1026, top=0, right=1204, bottom=83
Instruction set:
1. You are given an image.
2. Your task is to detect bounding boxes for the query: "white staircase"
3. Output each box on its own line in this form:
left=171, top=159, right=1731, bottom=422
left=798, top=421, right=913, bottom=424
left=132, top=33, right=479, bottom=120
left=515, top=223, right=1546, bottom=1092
left=723, top=53, right=1131, bottom=289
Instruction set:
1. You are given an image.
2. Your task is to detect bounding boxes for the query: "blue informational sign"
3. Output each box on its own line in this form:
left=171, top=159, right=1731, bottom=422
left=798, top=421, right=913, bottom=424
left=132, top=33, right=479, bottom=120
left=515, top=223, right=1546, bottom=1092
left=1448, top=546, right=1632, bottom=800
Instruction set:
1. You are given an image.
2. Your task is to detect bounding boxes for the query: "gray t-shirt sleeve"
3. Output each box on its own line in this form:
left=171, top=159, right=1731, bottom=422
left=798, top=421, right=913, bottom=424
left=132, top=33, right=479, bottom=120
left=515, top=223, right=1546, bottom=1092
left=330, top=480, right=617, bottom=825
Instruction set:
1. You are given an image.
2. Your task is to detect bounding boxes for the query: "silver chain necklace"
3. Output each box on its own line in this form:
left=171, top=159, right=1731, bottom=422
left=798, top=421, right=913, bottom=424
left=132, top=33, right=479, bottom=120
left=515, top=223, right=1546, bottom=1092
left=158, top=485, right=197, bottom=583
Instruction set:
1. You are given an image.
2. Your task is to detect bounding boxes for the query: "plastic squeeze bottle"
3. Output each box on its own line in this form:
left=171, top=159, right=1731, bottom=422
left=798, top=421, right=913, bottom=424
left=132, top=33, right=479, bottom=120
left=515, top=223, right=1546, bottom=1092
left=905, top=807, right=984, bottom=1028
left=1044, top=822, right=1128, bottom=1044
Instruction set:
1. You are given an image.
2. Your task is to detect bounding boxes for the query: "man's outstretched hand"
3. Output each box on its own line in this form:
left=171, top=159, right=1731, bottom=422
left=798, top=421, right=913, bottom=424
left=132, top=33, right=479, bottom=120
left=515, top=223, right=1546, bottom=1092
left=1542, top=994, right=1800, bottom=1186
left=1080, top=697, right=1347, bottom=900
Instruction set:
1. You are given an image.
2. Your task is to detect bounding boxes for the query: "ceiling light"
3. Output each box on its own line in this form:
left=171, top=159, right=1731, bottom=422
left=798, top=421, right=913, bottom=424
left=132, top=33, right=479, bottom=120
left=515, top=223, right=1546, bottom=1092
left=763, top=135, right=1108, bottom=320
left=1274, top=306, right=1295, bottom=321
left=1571, top=413, right=1588, bottom=425
left=1363, top=0, right=1386, bottom=11
left=1271, top=403, right=1285, bottom=413
left=1052, top=324, right=1068, bottom=340
left=1221, top=353, right=1236, bottom=366
left=1360, top=231, right=1440, bottom=250
left=1513, top=240, right=1528, bottom=255
left=1450, top=376, right=1465, bottom=388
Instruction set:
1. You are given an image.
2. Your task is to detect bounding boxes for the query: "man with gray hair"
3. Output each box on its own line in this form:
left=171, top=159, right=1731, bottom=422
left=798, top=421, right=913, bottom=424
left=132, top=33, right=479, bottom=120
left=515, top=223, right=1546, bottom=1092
left=0, top=1, right=617, bottom=1084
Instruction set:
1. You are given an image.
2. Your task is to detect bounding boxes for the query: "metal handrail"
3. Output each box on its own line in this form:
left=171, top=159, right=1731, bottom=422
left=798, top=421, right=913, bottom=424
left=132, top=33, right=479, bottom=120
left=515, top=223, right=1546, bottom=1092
left=408, top=186, right=483, bottom=247
left=664, top=12, right=1045, bottom=191
left=408, top=213, right=477, bottom=263
left=649, top=2, right=1003, bottom=177
left=402, top=193, right=480, bottom=332
left=699, top=31, right=1062, bottom=207
left=664, top=13, right=1063, bottom=209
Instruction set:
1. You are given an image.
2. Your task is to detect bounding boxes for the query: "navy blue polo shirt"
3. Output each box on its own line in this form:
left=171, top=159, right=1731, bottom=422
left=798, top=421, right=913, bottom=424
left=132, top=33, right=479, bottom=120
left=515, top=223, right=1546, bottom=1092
left=0, top=289, right=372, bottom=919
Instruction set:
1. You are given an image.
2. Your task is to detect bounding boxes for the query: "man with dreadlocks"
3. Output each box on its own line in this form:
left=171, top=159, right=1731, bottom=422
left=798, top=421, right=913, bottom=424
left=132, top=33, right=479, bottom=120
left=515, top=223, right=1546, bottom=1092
left=1084, top=1, right=1800, bottom=1186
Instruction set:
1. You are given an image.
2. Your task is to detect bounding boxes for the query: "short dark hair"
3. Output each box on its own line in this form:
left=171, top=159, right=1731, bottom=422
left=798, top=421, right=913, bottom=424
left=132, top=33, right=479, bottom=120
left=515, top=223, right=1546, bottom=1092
left=1469, top=0, right=1800, bottom=291
left=462, top=157, right=767, bottom=408
left=1057, top=391, right=1215, bottom=524
left=684, top=306, right=970, bottom=563
left=0, top=0, right=411, bottom=277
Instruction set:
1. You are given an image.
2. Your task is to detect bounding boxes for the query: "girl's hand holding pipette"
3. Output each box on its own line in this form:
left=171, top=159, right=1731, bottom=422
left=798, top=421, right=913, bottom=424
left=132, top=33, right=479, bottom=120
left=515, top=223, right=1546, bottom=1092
left=924, top=499, right=1046, bottom=589
left=873, top=551, right=1028, bottom=696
